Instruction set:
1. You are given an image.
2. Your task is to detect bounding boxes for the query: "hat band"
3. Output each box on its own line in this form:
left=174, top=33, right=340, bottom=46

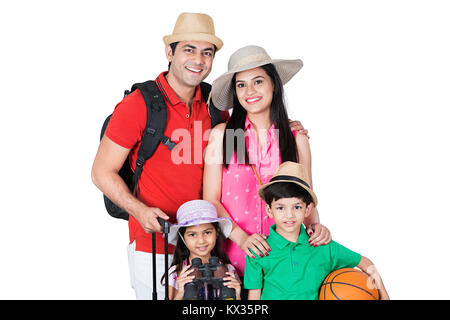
left=177, top=216, right=221, bottom=226
left=269, top=175, right=311, bottom=189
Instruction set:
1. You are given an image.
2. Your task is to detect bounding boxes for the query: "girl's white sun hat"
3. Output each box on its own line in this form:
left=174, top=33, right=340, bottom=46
left=168, top=200, right=233, bottom=245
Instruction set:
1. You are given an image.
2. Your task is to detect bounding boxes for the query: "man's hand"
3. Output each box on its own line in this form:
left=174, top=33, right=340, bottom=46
left=135, top=207, right=169, bottom=233
left=289, top=119, right=309, bottom=139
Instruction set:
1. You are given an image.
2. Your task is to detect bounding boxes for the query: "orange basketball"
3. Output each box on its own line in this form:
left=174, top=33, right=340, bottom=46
left=319, top=268, right=379, bottom=300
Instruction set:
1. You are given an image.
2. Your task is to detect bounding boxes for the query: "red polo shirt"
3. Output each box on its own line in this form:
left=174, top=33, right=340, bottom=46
left=105, top=72, right=229, bottom=253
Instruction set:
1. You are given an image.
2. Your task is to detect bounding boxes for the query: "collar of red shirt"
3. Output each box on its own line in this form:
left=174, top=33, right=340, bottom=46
left=155, top=71, right=203, bottom=107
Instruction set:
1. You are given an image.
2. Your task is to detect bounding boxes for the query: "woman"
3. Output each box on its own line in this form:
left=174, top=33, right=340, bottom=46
left=203, top=45, right=331, bottom=279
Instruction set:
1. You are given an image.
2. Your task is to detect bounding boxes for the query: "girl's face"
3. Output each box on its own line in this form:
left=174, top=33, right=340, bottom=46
left=183, top=223, right=217, bottom=263
left=235, top=67, right=274, bottom=115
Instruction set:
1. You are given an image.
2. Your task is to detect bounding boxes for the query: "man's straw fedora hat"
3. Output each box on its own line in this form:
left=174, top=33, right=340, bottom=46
left=163, top=12, right=223, bottom=51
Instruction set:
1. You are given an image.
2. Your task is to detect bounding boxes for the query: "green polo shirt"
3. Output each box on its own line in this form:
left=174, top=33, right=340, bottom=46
left=243, top=224, right=361, bottom=300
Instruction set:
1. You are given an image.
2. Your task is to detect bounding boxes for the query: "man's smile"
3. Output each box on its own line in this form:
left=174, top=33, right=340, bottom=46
left=185, top=65, right=203, bottom=73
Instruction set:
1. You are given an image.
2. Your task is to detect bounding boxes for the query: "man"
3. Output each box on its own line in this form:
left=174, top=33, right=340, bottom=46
left=91, top=12, right=306, bottom=299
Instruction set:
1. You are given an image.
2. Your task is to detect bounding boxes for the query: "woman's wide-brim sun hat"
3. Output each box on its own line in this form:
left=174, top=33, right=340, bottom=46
left=163, top=12, right=223, bottom=51
left=168, top=200, right=233, bottom=245
left=211, top=45, right=303, bottom=111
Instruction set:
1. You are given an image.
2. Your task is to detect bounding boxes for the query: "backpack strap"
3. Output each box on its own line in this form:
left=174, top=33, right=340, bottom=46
left=127, top=80, right=175, bottom=195
left=127, top=81, right=223, bottom=196
left=200, top=82, right=222, bottom=128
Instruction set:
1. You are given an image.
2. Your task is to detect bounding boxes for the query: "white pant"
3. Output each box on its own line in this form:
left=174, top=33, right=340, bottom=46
left=127, top=241, right=174, bottom=300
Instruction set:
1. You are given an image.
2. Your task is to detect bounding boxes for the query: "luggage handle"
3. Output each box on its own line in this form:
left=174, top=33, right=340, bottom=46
left=156, top=217, right=170, bottom=234
left=152, top=218, right=170, bottom=300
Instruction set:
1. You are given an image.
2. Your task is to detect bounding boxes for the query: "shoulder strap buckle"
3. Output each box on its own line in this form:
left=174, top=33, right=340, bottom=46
left=161, top=136, right=176, bottom=150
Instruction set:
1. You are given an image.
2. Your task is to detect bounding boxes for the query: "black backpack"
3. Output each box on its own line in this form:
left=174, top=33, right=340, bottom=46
left=100, top=80, right=222, bottom=220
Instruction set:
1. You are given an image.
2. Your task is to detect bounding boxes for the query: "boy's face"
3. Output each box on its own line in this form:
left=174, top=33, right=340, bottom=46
left=266, top=197, right=314, bottom=238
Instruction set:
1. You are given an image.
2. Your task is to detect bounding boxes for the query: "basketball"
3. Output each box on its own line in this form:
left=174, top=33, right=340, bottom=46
left=319, top=268, right=379, bottom=300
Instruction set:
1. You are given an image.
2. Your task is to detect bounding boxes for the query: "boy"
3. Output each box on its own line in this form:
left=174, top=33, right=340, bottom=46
left=244, top=161, right=389, bottom=300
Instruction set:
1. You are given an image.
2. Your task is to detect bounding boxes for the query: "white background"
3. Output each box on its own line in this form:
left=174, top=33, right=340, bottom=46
left=1, top=0, right=449, bottom=299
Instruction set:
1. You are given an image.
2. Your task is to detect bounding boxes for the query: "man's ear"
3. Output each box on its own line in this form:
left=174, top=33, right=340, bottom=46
left=165, top=45, right=174, bottom=62
left=305, top=203, right=315, bottom=218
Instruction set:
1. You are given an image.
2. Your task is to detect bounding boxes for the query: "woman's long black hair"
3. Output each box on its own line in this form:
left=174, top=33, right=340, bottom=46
left=161, top=222, right=231, bottom=284
left=222, top=63, right=298, bottom=168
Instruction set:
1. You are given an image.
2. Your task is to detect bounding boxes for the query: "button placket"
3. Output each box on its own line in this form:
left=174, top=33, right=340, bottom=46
left=291, top=245, right=300, bottom=271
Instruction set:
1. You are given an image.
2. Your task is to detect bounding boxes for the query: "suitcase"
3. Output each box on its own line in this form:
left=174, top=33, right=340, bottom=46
left=153, top=217, right=170, bottom=300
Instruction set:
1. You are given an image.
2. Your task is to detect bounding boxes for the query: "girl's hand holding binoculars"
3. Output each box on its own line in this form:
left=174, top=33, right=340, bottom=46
left=223, top=271, right=241, bottom=300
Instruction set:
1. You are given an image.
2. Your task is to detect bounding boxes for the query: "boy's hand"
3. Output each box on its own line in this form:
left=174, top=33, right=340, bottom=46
left=306, top=223, right=331, bottom=247
left=359, top=257, right=390, bottom=300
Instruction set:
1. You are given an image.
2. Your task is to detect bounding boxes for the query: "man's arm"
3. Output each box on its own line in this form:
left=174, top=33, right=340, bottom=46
left=91, top=135, right=168, bottom=232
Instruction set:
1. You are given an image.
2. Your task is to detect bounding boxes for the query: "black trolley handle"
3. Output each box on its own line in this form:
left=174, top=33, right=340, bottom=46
left=152, top=218, right=170, bottom=300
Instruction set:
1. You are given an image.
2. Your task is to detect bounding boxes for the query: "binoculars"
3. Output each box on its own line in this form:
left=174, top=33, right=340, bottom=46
left=183, top=256, right=236, bottom=300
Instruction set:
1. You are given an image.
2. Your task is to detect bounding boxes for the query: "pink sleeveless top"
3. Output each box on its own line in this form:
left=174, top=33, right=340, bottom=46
left=221, top=116, right=297, bottom=276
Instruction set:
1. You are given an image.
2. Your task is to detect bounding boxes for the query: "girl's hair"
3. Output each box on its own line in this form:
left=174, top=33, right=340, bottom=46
left=222, top=63, right=298, bottom=168
left=161, top=222, right=231, bottom=284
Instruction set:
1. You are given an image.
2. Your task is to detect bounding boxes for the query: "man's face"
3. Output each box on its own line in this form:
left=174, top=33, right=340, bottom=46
left=166, top=40, right=215, bottom=88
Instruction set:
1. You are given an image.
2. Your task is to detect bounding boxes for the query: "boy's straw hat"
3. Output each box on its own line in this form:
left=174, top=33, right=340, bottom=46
left=163, top=12, right=223, bottom=51
left=168, top=200, right=232, bottom=245
left=211, top=45, right=303, bottom=110
left=258, top=162, right=318, bottom=206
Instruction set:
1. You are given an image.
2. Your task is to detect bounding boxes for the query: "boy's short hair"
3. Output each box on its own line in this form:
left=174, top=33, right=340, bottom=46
left=262, top=182, right=313, bottom=206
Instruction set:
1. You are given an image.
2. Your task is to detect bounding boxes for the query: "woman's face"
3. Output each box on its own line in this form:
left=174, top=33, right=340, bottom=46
left=235, top=67, right=274, bottom=115
left=183, top=223, right=217, bottom=263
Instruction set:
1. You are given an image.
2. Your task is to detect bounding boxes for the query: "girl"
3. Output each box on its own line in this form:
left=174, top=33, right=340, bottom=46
left=203, top=45, right=332, bottom=280
left=164, top=200, right=241, bottom=300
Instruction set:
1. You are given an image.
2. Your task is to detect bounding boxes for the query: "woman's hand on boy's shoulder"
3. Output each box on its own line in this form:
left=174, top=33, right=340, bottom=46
left=306, top=223, right=332, bottom=247
left=240, top=233, right=270, bottom=259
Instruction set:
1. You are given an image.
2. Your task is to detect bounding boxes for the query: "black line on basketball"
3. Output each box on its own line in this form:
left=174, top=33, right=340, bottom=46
left=325, top=281, right=377, bottom=300
left=329, top=270, right=361, bottom=300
